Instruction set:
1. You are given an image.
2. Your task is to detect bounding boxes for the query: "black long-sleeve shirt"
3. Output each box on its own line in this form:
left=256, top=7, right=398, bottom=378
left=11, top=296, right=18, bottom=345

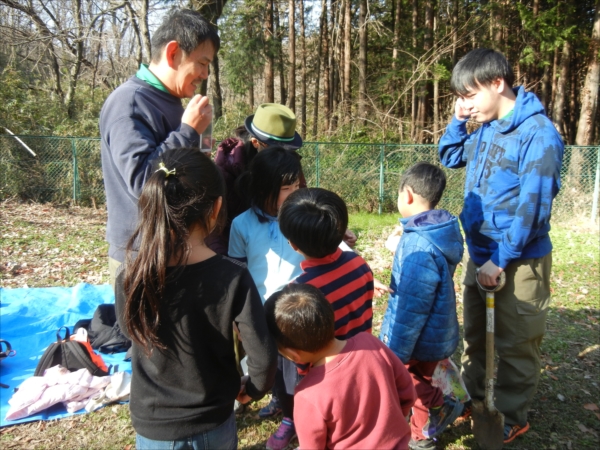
left=116, top=255, right=277, bottom=440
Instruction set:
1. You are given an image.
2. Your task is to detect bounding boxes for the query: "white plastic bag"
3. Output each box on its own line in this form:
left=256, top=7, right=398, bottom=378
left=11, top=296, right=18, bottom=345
left=431, top=358, right=471, bottom=403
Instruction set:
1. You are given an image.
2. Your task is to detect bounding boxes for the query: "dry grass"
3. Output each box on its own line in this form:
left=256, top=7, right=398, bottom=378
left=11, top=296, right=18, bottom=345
left=1, top=201, right=599, bottom=449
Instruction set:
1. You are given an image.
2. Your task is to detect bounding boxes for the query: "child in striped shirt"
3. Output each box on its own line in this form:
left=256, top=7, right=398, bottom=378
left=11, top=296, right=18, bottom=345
left=263, top=188, right=374, bottom=450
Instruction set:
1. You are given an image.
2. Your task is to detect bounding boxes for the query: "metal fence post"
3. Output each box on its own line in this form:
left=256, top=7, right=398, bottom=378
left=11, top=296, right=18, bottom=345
left=592, top=146, right=600, bottom=222
left=71, top=138, right=80, bottom=203
left=379, top=145, right=385, bottom=215
left=315, top=143, right=320, bottom=188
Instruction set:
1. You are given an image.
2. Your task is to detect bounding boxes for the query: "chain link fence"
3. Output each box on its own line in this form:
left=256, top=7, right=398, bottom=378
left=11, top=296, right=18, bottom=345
left=0, top=136, right=104, bottom=207
left=1, top=135, right=598, bottom=220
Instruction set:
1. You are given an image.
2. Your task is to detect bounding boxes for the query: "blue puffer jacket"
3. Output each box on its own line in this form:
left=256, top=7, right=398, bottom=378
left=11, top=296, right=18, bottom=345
left=380, top=210, right=464, bottom=363
left=439, top=87, right=563, bottom=268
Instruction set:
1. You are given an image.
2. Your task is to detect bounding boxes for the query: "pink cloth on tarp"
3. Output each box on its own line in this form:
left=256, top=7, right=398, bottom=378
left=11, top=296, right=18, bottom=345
left=5, top=365, right=110, bottom=421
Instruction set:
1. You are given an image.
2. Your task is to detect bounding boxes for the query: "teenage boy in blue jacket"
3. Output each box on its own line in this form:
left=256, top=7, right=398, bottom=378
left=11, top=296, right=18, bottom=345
left=439, top=48, right=563, bottom=444
left=380, top=162, right=464, bottom=450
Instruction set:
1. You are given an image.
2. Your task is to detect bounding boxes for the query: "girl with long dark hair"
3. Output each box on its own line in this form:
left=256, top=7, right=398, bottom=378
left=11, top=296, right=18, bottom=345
left=115, top=147, right=277, bottom=449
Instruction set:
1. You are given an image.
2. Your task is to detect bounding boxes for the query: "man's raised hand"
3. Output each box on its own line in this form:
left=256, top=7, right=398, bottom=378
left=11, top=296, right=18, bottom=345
left=182, top=94, right=213, bottom=135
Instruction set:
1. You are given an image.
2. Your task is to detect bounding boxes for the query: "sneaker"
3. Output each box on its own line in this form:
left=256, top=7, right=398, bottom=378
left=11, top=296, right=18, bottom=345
left=422, top=395, right=464, bottom=439
left=266, top=418, right=296, bottom=450
left=409, top=438, right=436, bottom=449
left=504, top=422, right=530, bottom=443
left=259, top=395, right=282, bottom=418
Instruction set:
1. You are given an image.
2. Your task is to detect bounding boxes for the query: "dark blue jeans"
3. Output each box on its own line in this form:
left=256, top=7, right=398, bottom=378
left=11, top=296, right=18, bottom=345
left=135, top=411, right=237, bottom=450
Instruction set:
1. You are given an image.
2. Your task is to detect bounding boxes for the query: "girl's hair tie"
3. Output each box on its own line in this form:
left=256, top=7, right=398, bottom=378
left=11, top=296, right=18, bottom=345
left=156, top=162, right=176, bottom=178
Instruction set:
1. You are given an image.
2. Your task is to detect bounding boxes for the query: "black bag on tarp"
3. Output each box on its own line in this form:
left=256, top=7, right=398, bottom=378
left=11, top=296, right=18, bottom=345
left=34, top=327, right=110, bottom=377
left=74, top=304, right=131, bottom=354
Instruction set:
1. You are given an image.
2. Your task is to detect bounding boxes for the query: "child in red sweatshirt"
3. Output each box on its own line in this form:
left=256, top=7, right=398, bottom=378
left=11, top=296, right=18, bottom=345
left=265, top=283, right=416, bottom=450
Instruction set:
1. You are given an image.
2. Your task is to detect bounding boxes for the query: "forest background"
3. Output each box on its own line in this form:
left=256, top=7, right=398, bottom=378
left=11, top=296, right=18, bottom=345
left=0, top=0, right=598, bottom=147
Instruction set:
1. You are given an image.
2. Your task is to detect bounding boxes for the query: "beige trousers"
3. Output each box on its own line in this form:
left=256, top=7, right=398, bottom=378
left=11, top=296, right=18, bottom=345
left=108, top=257, right=122, bottom=287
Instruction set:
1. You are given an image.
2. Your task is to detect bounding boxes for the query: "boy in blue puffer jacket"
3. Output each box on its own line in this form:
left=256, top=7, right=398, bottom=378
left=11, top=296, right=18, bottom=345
left=380, top=162, right=464, bottom=450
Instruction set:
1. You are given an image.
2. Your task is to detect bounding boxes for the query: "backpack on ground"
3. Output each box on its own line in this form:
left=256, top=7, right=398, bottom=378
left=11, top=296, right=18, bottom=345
left=34, top=327, right=110, bottom=377
left=74, top=304, right=131, bottom=354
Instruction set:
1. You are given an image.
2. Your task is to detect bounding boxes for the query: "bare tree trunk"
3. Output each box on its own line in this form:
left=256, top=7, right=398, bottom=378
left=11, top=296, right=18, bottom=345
left=330, top=0, right=341, bottom=131
left=321, top=0, right=333, bottom=131
left=358, top=0, right=367, bottom=120
left=411, top=0, right=418, bottom=141
left=432, top=0, right=439, bottom=141
left=273, top=0, right=287, bottom=105
left=342, top=0, right=351, bottom=121
left=137, top=0, right=151, bottom=60
left=211, top=53, right=223, bottom=120
left=433, top=76, right=439, bottom=140
left=529, top=0, right=540, bottom=93
left=323, top=0, right=332, bottom=131
left=299, top=0, right=307, bottom=137
left=392, top=0, right=402, bottom=72
left=553, top=39, right=571, bottom=136
left=264, top=0, right=274, bottom=103
left=418, top=0, right=433, bottom=143
left=274, top=1, right=286, bottom=105
left=541, top=64, right=550, bottom=110
left=329, top=0, right=344, bottom=132
left=550, top=3, right=561, bottom=117
left=568, top=61, right=578, bottom=143
left=65, top=0, right=83, bottom=119
left=550, top=46, right=559, bottom=117
left=313, top=0, right=328, bottom=137
left=576, top=1, right=600, bottom=145
left=249, top=81, right=254, bottom=111
left=392, top=0, right=402, bottom=118
left=424, top=2, right=433, bottom=54
left=125, top=1, right=143, bottom=67
left=91, top=17, right=105, bottom=103
left=490, top=0, right=503, bottom=49
left=288, top=0, right=296, bottom=112
left=451, top=0, right=458, bottom=66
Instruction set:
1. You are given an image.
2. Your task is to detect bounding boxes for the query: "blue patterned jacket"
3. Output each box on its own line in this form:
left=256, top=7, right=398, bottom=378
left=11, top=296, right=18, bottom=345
left=439, top=87, right=564, bottom=268
left=380, top=210, right=463, bottom=363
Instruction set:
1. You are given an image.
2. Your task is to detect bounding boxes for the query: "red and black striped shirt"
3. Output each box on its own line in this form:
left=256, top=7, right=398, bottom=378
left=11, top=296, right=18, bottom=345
left=295, top=248, right=374, bottom=340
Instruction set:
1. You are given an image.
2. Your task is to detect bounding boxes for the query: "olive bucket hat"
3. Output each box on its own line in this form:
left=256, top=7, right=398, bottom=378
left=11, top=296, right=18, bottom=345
left=244, top=103, right=303, bottom=150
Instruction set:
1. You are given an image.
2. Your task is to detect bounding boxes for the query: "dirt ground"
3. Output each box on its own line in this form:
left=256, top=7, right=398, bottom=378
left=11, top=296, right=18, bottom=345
left=1, top=201, right=599, bottom=449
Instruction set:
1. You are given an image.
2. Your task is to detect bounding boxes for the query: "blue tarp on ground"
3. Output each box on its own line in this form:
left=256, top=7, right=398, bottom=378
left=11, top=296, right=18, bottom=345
left=0, top=283, right=131, bottom=427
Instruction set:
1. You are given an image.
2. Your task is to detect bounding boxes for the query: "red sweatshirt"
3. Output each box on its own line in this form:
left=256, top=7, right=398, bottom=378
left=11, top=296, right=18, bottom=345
left=294, top=333, right=416, bottom=450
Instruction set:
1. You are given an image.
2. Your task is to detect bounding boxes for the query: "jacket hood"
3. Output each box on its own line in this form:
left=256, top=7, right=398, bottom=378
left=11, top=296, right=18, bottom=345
left=401, top=210, right=463, bottom=266
left=494, top=86, right=546, bottom=134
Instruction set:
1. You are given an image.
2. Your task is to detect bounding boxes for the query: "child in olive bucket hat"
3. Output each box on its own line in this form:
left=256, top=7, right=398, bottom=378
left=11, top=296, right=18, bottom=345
left=209, top=104, right=306, bottom=255
left=245, top=103, right=303, bottom=150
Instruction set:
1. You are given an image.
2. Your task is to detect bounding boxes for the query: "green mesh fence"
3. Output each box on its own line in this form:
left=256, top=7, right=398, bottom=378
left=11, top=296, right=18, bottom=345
left=0, top=135, right=598, bottom=219
left=0, top=136, right=103, bottom=207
